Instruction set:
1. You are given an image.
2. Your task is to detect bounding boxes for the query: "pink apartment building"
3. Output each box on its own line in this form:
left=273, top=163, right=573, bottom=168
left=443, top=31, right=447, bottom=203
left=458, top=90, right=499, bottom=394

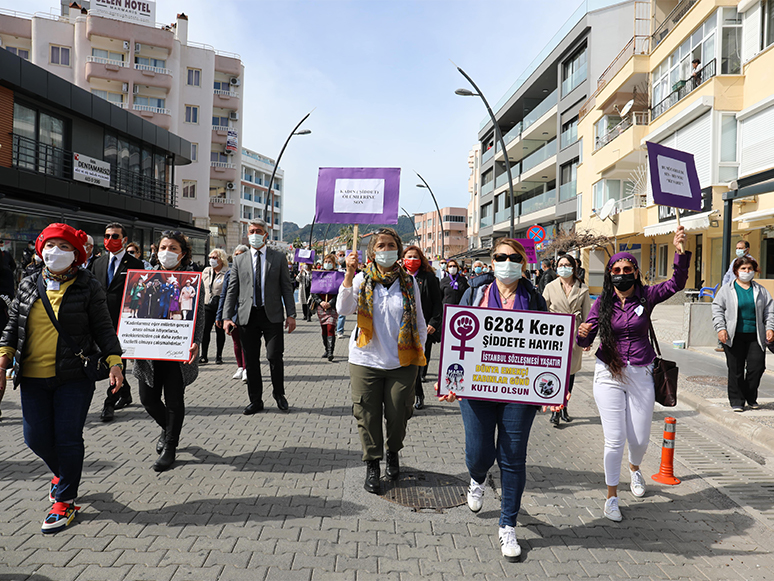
left=414, top=207, right=468, bottom=260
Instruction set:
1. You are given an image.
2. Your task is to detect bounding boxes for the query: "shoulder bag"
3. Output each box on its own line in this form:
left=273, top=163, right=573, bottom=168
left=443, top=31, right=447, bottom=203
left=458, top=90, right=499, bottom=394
left=36, top=275, right=112, bottom=382
left=648, top=319, right=678, bottom=406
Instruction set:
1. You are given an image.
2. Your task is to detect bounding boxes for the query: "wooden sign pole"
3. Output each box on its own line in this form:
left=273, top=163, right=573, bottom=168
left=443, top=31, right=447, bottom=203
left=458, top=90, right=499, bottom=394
left=674, top=208, right=684, bottom=253
left=352, top=224, right=359, bottom=258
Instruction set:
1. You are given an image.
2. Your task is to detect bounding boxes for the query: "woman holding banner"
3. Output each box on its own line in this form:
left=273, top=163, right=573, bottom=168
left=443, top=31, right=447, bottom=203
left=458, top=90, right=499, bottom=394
left=577, top=226, right=689, bottom=522
left=402, top=245, right=442, bottom=410
left=310, top=254, right=340, bottom=362
left=542, top=254, right=591, bottom=426
left=135, top=231, right=204, bottom=472
left=443, top=238, right=546, bottom=562
left=337, top=228, right=427, bottom=494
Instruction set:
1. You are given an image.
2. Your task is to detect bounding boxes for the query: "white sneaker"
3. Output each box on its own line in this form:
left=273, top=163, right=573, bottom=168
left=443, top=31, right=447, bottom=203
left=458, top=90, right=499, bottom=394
left=232, top=367, right=243, bottom=380
left=242, top=369, right=248, bottom=383
left=498, top=526, right=521, bottom=562
left=467, top=478, right=485, bottom=512
left=336, top=332, right=344, bottom=339
left=630, top=469, right=646, bottom=498
left=604, top=496, right=623, bottom=522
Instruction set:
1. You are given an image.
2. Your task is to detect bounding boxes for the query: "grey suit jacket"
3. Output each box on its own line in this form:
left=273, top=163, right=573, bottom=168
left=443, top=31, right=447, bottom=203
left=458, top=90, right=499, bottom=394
left=224, top=246, right=296, bottom=325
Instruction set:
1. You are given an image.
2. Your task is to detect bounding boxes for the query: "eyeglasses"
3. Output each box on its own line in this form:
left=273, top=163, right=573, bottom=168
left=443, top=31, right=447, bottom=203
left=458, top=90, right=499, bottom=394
left=493, top=253, right=523, bottom=263
left=127, top=251, right=137, bottom=257
left=610, top=266, right=635, bottom=275
left=104, top=233, right=122, bottom=240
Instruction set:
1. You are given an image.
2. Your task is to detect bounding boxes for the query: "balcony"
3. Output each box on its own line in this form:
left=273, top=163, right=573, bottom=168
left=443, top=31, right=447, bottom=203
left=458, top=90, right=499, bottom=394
left=520, top=187, right=556, bottom=216
left=652, top=0, right=698, bottom=48
left=209, top=196, right=236, bottom=216
left=210, top=161, right=237, bottom=181
left=11, top=133, right=177, bottom=206
left=134, top=63, right=172, bottom=76
left=523, top=89, right=558, bottom=132
left=131, top=104, right=171, bottom=129
left=482, top=145, right=496, bottom=164
left=86, top=55, right=128, bottom=69
left=594, top=111, right=649, bottom=152
left=480, top=214, right=493, bottom=228
left=85, top=57, right=133, bottom=83
left=559, top=180, right=577, bottom=202
left=211, top=125, right=232, bottom=145
left=616, top=194, right=647, bottom=212
left=651, top=59, right=716, bottom=119
left=481, top=180, right=495, bottom=196
left=521, top=139, right=556, bottom=175
left=214, top=88, right=241, bottom=107
left=561, top=63, right=587, bottom=97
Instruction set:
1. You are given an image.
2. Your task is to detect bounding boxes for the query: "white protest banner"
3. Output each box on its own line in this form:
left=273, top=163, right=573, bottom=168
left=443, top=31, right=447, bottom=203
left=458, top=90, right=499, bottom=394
left=117, top=270, right=201, bottom=362
left=72, top=153, right=111, bottom=188
left=437, top=304, right=574, bottom=406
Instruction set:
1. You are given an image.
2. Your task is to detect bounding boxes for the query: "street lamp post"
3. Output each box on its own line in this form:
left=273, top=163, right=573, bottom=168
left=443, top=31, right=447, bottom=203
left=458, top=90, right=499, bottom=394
left=455, top=67, right=516, bottom=238
left=401, top=206, right=420, bottom=240
left=415, top=172, right=446, bottom=258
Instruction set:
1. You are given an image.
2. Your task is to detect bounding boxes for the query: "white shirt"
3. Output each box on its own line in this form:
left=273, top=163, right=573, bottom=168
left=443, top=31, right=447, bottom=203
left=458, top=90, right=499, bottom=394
left=108, top=249, right=126, bottom=278
left=250, top=245, right=267, bottom=306
left=336, top=272, right=428, bottom=370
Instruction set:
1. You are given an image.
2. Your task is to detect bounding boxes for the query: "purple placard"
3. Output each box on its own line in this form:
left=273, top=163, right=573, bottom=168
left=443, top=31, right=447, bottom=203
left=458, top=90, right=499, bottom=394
left=646, top=141, right=702, bottom=212
left=314, top=167, right=400, bottom=225
left=347, top=249, right=364, bottom=263
left=294, top=248, right=315, bottom=264
left=515, top=239, right=537, bottom=262
left=310, top=271, right=345, bottom=295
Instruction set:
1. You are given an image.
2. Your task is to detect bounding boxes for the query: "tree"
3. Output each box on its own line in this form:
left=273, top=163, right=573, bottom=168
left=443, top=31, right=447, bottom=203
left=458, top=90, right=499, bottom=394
left=338, top=225, right=353, bottom=249
left=540, top=228, right=613, bottom=259
left=292, top=236, right=304, bottom=249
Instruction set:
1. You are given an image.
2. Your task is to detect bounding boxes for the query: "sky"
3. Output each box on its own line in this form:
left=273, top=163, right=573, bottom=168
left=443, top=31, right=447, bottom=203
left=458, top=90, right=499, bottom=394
left=18, top=0, right=585, bottom=226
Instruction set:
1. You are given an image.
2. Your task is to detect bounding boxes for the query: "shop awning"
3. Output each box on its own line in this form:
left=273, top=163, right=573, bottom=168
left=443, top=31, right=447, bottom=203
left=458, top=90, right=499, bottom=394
left=644, top=210, right=715, bottom=237
left=732, top=207, right=774, bottom=223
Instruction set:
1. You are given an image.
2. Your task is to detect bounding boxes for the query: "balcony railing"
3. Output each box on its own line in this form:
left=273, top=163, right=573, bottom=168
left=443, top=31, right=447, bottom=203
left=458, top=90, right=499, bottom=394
left=561, top=62, right=587, bottom=96
left=134, top=63, right=172, bottom=75
left=504, top=122, right=523, bottom=146
left=211, top=161, right=236, bottom=169
left=652, top=0, right=698, bottom=48
left=520, top=187, right=557, bottom=215
left=214, top=88, right=239, bottom=97
left=651, top=59, right=716, bottom=119
left=86, top=55, right=127, bottom=67
left=133, top=104, right=170, bottom=115
left=212, top=125, right=230, bottom=132
left=210, top=197, right=235, bottom=205
left=559, top=180, right=577, bottom=201
left=523, top=89, right=558, bottom=131
left=616, top=194, right=647, bottom=212
left=482, top=145, right=496, bottom=164
left=11, top=133, right=177, bottom=206
left=521, top=139, right=556, bottom=174
left=481, top=180, right=495, bottom=196
left=594, top=111, right=649, bottom=152
left=480, top=214, right=493, bottom=228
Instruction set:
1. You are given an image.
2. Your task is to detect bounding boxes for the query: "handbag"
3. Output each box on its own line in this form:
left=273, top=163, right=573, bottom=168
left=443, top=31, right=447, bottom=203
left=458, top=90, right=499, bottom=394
left=36, top=275, right=112, bottom=382
left=648, top=319, right=678, bottom=406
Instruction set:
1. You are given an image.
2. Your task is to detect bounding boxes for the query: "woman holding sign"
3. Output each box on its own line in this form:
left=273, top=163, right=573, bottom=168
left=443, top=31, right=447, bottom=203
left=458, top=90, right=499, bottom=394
left=135, top=232, right=204, bottom=472
left=310, top=254, right=340, bottom=362
left=337, top=228, right=427, bottom=494
left=577, top=226, right=689, bottom=522
left=444, top=238, right=547, bottom=562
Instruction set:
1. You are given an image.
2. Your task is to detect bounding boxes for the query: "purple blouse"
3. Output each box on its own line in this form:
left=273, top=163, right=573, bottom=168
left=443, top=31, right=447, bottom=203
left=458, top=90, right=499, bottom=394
left=576, top=251, right=691, bottom=366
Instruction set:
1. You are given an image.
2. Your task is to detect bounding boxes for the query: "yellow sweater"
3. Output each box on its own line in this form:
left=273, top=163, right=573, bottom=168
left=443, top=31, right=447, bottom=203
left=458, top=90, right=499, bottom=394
left=0, top=279, right=121, bottom=378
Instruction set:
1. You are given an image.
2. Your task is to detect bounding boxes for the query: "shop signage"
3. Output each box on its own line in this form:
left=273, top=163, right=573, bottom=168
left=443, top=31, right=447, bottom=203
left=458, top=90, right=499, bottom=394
left=314, top=168, right=400, bottom=225
left=658, top=187, right=712, bottom=222
left=91, top=0, right=156, bottom=25
left=72, top=153, right=111, bottom=188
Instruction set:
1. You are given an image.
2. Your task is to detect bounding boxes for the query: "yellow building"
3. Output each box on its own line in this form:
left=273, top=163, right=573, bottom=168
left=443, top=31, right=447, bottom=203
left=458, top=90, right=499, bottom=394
left=577, top=0, right=774, bottom=294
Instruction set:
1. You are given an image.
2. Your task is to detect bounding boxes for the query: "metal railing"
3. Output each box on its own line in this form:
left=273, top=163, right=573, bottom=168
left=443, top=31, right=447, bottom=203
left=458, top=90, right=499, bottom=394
left=214, top=88, right=239, bottom=97
left=616, top=194, right=647, bottom=211
left=652, top=0, right=698, bottom=48
left=211, top=161, right=236, bottom=169
left=210, top=197, right=235, bottom=205
left=594, top=111, right=649, bottom=151
left=133, top=104, right=170, bottom=115
left=651, top=58, right=716, bottom=119
left=134, top=63, right=172, bottom=75
left=86, top=55, right=128, bottom=67
left=212, top=125, right=230, bottom=132
left=11, top=134, right=177, bottom=206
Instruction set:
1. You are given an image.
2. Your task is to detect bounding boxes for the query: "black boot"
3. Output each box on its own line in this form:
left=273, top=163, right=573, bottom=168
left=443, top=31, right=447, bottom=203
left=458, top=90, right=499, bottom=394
left=321, top=335, right=328, bottom=358
left=364, top=459, right=380, bottom=494
left=327, top=336, right=335, bottom=362
left=560, top=404, right=572, bottom=422
left=155, top=429, right=166, bottom=455
left=385, top=451, right=400, bottom=480
left=153, top=445, right=176, bottom=472
left=550, top=412, right=560, bottom=427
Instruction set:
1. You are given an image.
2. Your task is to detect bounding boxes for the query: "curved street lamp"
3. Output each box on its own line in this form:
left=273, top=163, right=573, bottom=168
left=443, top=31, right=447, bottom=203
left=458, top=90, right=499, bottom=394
left=401, top=206, right=419, bottom=240
left=415, top=172, right=446, bottom=258
left=455, top=67, right=516, bottom=238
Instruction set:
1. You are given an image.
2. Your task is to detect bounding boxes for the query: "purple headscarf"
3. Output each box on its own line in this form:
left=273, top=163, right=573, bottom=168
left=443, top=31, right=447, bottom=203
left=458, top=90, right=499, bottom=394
left=607, top=252, right=639, bottom=271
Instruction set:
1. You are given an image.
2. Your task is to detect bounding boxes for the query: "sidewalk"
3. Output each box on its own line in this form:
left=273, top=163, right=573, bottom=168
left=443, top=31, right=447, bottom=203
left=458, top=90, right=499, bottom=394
left=1, top=313, right=774, bottom=579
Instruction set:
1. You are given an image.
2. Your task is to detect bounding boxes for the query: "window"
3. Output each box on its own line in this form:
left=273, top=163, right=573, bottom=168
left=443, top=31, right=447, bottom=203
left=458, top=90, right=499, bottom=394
left=720, top=7, right=742, bottom=74
left=443, top=215, right=465, bottom=223
left=187, top=68, right=201, bottom=86
left=12, top=102, right=67, bottom=175
left=182, top=180, right=197, bottom=199
left=594, top=115, right=621, bottom=149
left=561, top=46, right=587, bottom=96
left=91, top=89, right=124, bottom=105
left=593, top=179, right=633, bottom=210
left=719, top=113, right=738, bottom=182
left=185, top=105, right=199, bottom=124
left=134, top=56, right=166, bottom=70
left=50, top=45, right=70, bottom=66
left=560, top=117, right=578, bottom=148
left=765, top=0, right=774, bottom=50
left=190, top=143, right=198, bottom=162
left=91, top=48, right=124, bottom=63
left=5, top=47, right=29, bottom=59
left=210, top=151, right=230, bottom=163
left=214, top=81, right=231, bottom=91
left=559, top=159, right=578, bottom=201
left=212, top=115, right=229, bottom=127
left=134, top=96, right=166, bottom=110
left=243, top=188, right=252, bottom=201
left=657, top=244, right=669, bottom=277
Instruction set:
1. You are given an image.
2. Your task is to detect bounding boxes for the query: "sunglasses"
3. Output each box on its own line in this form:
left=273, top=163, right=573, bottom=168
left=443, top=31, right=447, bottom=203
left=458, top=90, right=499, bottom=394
left=162, top=230, right=183, bottom=238
left=610, top=266, right=635, bottom=275
left=104, top=233, right=122, bottom=240
left=493, top=253, right=523, bottom=263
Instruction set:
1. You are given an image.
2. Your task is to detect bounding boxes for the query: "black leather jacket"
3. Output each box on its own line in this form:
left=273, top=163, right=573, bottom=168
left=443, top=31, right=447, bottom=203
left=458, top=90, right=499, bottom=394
left=0, top=269, right=122, bottom=387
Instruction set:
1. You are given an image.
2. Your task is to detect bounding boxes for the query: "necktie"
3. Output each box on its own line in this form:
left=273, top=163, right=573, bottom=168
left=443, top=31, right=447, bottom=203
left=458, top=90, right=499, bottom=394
left=108, top=256, right=117, bottom=285
left=254, top=250, right=262, bottom=307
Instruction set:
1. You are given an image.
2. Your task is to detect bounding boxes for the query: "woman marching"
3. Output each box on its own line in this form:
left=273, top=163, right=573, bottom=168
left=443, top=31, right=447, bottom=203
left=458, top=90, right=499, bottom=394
left=337, top=228, right=427, bottom=494
left=136, top=231, right=204, bottom=472
left=577, top=226, right=689, bottom=522
left=217, top=245, right=249, bottom=381
left=296, top=264, right=313, bottom=322
left=445, top=238, right=548, bottom=562
left=309, top=254, right=340, bottom=362
left=440, top=258, right=470, bottom=307
left=0, top=223, right=124, bottom=533
left=712, top=255, right=774, bottom=412
left=542, top=253, right=591, bottom=426
left=200, top=248, right=228, bottom=364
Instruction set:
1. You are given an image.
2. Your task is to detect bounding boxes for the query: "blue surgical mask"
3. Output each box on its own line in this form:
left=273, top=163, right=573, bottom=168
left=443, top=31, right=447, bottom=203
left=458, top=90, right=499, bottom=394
left=557, top=266, right=574, bottom=279
left=474, top=266, right=482, bottom=274
left=248, top=233, right=267, bottom=249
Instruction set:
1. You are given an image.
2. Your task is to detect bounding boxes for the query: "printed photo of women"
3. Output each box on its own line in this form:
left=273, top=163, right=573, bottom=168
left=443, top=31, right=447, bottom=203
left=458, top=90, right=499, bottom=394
left=120, top=272, right=200, bottom=321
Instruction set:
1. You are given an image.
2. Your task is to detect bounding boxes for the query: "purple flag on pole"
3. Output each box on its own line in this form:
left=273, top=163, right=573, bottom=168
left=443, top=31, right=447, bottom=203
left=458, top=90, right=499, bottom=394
left=314, top=167, right=400, bottom=225
left=310, top=271, right=345, bottom=295
left=646, top=141, right=702, bottom=212
left=294, top=248, right=315, bottom=264
left=515, top=239, right=537, bottom=263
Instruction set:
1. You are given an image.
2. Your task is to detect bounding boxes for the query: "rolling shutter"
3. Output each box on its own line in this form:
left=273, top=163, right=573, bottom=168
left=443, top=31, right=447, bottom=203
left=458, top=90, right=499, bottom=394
left=742, top=1, right=762, bottom=63
left=675, top=112, right=712, bottom=187
left=739, top=105, right=774, bottom=177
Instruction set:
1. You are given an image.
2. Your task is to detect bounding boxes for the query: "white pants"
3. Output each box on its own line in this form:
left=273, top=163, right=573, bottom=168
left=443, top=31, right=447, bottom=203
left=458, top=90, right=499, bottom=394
left=593, top=358, right=655, bottom=487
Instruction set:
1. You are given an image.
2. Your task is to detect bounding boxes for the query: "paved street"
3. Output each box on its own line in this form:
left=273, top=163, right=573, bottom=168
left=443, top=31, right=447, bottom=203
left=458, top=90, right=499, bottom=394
left=2, top=310, right=774, bottom=580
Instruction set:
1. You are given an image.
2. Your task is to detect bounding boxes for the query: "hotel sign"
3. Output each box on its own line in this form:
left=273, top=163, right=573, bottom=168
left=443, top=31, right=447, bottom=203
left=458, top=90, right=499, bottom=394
left=72, top=153, right=111, bottom=188
left=91, top=0, right=156, bottom=26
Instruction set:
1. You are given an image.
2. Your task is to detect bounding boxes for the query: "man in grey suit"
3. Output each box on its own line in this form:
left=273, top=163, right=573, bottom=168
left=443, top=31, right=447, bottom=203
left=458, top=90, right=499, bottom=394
left=224, top=218, right=296, bottom=414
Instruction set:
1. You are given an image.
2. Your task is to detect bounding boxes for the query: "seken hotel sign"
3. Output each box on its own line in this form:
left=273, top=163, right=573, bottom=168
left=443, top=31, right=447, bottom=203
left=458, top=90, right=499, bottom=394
left=91, top=0, right=156, bottom=26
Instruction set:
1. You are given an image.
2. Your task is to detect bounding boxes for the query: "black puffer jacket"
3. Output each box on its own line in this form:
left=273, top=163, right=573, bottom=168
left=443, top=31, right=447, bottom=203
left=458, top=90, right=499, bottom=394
left=1, top=269, right=122, bottom=387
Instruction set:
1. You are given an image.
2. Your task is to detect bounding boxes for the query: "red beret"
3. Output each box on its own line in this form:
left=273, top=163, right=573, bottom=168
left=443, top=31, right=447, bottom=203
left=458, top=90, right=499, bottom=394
left=36, top=223, right=89, bottom=266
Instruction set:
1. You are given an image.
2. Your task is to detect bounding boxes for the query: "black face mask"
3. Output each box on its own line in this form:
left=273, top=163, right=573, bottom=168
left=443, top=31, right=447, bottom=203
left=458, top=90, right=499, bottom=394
left=611, top=273, right=636, bottom=292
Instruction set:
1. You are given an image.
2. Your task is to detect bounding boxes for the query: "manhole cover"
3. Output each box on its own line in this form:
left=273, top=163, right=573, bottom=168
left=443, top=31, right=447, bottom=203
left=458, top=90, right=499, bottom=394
left=381, top=470, right=468, bottom=510
left=686, top=375, right=727, bottom=386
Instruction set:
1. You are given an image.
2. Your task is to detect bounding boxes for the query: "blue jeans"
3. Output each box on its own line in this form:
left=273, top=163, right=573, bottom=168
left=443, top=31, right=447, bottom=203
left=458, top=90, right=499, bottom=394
left=459, top=399, right=537, bottom=527
left=21, top=377, right=95, bottom=502
left=336, top=314, right=346, bottom=335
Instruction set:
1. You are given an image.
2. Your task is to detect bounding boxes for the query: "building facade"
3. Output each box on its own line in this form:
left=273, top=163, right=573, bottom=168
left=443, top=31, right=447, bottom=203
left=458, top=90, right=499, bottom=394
left=239, top=147, right=284, bottom=245
left=414, top=207, right=468, bottom=260
left=0, top=3, right=246, bottom=251
left=467, top=143, right=482, bottom=253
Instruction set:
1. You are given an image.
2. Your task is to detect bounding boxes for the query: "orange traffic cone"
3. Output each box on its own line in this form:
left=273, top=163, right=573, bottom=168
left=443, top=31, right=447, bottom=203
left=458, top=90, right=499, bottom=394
left=652, top=417, right=680, bottom=485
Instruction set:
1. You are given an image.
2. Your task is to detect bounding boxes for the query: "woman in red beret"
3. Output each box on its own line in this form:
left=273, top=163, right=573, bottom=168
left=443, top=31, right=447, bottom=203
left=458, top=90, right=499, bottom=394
left=0, top=223, right=124, bottom=534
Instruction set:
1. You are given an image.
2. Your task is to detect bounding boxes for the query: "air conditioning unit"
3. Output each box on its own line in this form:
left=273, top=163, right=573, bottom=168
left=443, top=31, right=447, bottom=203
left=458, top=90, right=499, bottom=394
left=229, top=111, right=239, bottom=121
left=224, top=149, right=233, bottom=156
left=132, top=85, right=140, bottom=94
left=123, top=40, right=130, bottom=50
left=229, top=77, right=240, bottom=86
left=122, top=82, right=129, bottom=93
left=226, top=182, right=235, bottom=190
left=134, top=43, right=141, bottom=53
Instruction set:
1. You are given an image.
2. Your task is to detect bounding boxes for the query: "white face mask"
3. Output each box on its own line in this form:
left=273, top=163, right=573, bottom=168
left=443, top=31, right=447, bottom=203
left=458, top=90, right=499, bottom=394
left=448, top=267, right=458, bottom=275
left=374, top=250, right=398, bottom=268
left=42, top=246, right=76, bottom=272
left=736, top=248, right=746, bottom=258
left=324, top=263, right=334, bottom=270
left=739, top=271, right=755, bottom=283
left=494, top=261, right=522, bottom=285
left=209, top=258, right=219, bottom=268
left=557, top=266, right=574, bottom=279
left=248, top=233, right=267, bottom=249
left=158, top=250, right=181, bottom=269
